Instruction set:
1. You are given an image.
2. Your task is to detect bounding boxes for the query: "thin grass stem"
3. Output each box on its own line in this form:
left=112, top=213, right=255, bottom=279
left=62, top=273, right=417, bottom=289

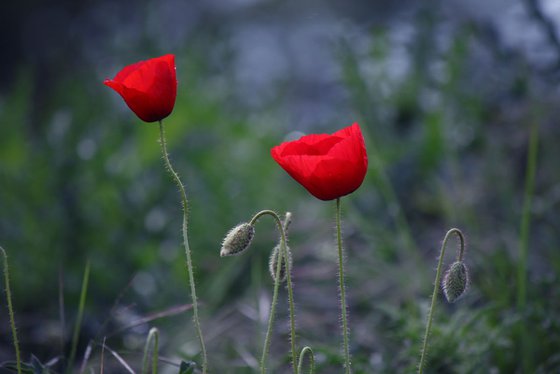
left=67, top=260, right=91, bottom=374
left=59, top=266, right=66, bottom=356
left=100, top=337, right=106, bottom=374
left=517, top=119, right=539, bottom=372
left=337, top=42, right=418, bottom=256
left=158, top=120, right=208, bottom=373
left=78, top=340, right=94, bottom=374
left=0, top=246, right=22, bottom=374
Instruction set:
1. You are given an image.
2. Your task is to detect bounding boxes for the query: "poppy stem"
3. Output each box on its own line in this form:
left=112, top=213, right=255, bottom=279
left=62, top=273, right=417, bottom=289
left=158, top=121, right=208, bottom=373
left=417, top=228, right=465, bottom=374
left=1, top=246, right=22, bottom=374
left=250, top=210, right=298, bottom=374
left=335, top=198, right=351, bottom=374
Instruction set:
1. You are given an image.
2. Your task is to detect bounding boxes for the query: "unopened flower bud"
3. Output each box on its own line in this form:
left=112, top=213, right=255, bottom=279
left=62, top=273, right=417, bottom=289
left=442, top=261, right=469, bottom=303
left=269, top=244, right=292, bottom=283
left=220, top=223, right=255, bottom=257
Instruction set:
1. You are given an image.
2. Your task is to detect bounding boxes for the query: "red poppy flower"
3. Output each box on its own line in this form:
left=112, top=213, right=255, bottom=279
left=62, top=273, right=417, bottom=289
left=271, top=123, right=368, bottom=201
left=104, top=54, right=177, bottom=123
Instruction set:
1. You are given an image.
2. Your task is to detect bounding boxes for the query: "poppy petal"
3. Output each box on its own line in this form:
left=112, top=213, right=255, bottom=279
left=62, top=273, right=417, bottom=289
left=104, top=54, right=177, bottom=123
left=271, top=123, right=368, bottom=201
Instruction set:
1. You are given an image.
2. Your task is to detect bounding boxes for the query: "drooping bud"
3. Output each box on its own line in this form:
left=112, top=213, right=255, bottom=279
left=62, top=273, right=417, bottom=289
left=268, top=244, right=292, bottom=283
left=442, top=261, right=469, bottom=303
left=220, top=223, right=255, bottom=257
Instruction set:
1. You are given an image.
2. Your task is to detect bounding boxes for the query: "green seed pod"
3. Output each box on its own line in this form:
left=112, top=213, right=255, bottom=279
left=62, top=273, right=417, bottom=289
left=442, top=261, right=469, bottom=303
left=269, top=244, right=292, bottom=283
left=220, top=223, right=255, bottom=257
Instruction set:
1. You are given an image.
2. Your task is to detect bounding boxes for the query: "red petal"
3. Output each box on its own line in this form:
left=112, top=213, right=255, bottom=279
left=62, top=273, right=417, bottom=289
left=104, top=54, right=177, bottom=122
left=270, top=123, right=368, bottom=200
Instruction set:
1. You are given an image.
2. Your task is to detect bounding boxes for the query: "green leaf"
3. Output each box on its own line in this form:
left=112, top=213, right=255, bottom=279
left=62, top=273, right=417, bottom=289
left=30, top=355, right=48, bottom=374
left=0, top=361, right=33, bottom=373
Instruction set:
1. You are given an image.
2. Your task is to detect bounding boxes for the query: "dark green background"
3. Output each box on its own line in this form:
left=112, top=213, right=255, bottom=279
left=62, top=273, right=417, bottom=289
left=1, top=0, right=560, bottom=372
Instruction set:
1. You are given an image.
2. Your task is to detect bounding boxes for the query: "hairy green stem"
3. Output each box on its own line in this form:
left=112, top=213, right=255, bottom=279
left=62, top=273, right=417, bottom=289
left=142, top=327, right=159, bottom=374
left=335, top=198, right=351, bottom=374
left=417, top=228, right=465, bottom=374
left=297, top=346, right=315, bottom=374
left=67, top=260, right=90, bottom=374
left=158, top=120, right=207, bottom=373
left=250, top=210, right=297, bottom=374
left=0, top=246, right=21, bottom=374
left=517, top=120, right=539, bottom=372
left=279, top=211, right=297, bottom=374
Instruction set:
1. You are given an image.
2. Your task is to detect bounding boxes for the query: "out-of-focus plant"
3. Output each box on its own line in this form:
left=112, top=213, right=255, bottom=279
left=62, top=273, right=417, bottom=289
left=1, top=246, right=22, bottom=374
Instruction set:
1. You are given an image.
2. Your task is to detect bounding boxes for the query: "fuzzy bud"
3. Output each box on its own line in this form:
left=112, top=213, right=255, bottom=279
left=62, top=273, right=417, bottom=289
left=269, top=244, right=292, bottom=283
left=442, top=261, right=469, bottom=303
left=220, top=223, right=255, bottom=257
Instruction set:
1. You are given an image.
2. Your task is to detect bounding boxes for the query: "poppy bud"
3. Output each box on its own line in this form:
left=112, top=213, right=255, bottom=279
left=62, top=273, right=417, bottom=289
left=268, top=244, right=292, bottom=283
left=220, top=223, right=255, bottom=257
left=442, top=261, right=469, bottom=303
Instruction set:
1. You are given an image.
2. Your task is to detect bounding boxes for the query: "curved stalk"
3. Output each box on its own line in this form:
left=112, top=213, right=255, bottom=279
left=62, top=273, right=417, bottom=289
left=158, top=120, right=207, bottom=373
left=417, top=228, right=465, bottom=374
left=250, top=210, right=298, bottom=374
left=142, top=327, right=159, bottom=374
left=297, top=346, right=315, bottom=374
left=1, top=246, right=21, bottom=374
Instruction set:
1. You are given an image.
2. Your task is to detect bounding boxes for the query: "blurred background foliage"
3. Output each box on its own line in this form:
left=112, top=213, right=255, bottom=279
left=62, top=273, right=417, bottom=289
left=2, top=0, right=560, bottom=372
